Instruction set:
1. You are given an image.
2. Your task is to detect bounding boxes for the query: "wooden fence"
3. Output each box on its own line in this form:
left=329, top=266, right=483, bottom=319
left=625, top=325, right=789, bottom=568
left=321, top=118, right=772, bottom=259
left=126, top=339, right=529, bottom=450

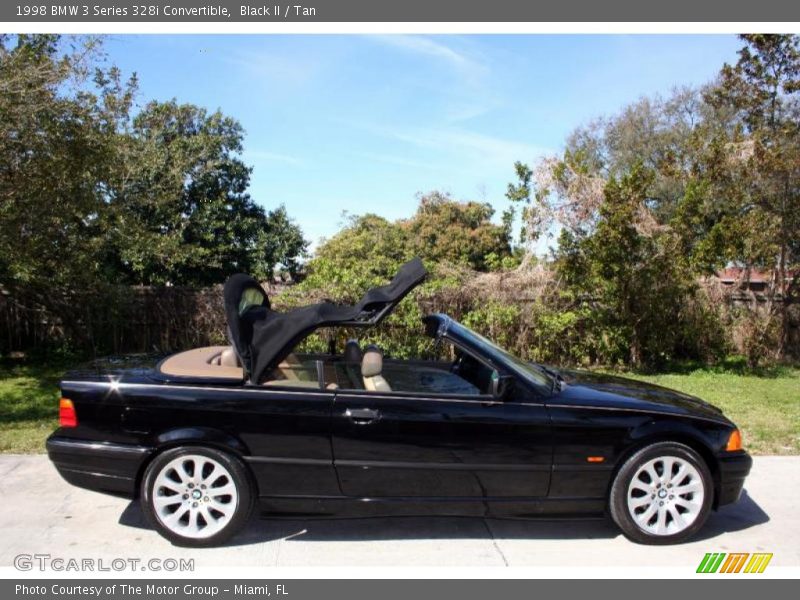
left=0, top=285, right=228, bottom=357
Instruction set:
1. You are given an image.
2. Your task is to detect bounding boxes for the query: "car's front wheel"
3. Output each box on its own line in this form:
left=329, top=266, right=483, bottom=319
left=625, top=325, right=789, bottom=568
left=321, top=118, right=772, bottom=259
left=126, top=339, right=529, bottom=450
left=609, top=442, right=713, bottom=545
left=141, top=446, right=254, bottom=547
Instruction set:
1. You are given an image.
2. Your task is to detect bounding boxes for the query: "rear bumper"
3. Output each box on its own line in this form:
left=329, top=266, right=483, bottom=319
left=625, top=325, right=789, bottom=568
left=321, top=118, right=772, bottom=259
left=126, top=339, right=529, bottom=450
left=46, top=435, right=153, bottom=498
left=716, top=451, right=753, bottom=508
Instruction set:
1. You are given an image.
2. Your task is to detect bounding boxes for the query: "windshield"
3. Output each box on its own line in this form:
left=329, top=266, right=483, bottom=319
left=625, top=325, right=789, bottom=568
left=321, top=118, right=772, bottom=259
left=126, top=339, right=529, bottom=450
left=447, top=321, right=554, bottom=394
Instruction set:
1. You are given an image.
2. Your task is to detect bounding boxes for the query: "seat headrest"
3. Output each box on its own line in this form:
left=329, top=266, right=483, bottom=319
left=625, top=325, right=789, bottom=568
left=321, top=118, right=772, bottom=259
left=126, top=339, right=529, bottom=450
left=344, top=339, right=363, bottom=364
left=220, top=347, right=240, bottom=367
left=361, top=345, right=383, bottom=378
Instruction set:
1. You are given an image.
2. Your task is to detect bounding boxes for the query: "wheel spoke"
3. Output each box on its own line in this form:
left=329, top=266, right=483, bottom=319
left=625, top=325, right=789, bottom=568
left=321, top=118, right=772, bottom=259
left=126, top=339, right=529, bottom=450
left=161, top=506, right=188, bottom=527
left=660, top=458, right=674, bottom=482
left=644, top=464, right=659, bottom=485
left=202, top=463, right=220, bottom=485
left=670, top=464, right=688, bottom=486
left=198, top=505, right=216, bottom=527
left=157, top=479, right=184, bottom=494
left=629, top=495, right=652, bottom=509
left=673, top=496, right=700, bottom=510
left=655, top=506, right=668, bottom=534
left=152, top=454, right=240, bottom=539
left=674, top=482, right=702, bottom=495
left=168, top=466, right=187, bottom=485
left=667, top=505, right=686, bottom=531
left=630, top=480, right=653, bottom=494
left=154, top=494, right=182, bottom=509
left=634, top=502, right=658, bottom=526
left=187, top=508, right=201, bottom=533
left=180, top=460, right=194, bottom=482
left=210, top=484, right=236, bottom=497
left=209, top=498, right=234, bottom=515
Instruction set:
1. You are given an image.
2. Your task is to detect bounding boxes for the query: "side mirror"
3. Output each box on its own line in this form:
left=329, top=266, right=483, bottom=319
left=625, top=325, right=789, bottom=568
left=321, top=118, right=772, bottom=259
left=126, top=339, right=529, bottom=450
left=490, top=370, right=514, bottom=399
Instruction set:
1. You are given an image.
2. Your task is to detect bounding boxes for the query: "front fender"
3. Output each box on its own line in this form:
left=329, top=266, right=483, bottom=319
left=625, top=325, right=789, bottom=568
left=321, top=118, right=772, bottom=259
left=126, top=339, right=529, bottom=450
left=629, top=418, right=729, bottom=455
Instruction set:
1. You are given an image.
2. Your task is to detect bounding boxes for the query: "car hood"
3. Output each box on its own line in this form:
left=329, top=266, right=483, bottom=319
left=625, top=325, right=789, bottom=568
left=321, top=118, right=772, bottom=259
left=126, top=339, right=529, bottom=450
left=552, top=369, right=729, bottom=423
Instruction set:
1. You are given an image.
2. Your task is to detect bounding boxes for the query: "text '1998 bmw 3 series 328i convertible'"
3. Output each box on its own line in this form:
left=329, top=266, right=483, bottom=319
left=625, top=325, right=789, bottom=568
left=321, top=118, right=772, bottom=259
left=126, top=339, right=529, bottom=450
left=47, top=258, right=752, bottom=546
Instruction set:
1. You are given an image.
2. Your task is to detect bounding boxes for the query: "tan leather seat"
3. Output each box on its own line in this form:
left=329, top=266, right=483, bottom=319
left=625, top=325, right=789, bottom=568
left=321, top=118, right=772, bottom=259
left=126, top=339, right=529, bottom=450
left=219, top=347, right=240, bottom=367
left=362, top=346, right=391, bottom=392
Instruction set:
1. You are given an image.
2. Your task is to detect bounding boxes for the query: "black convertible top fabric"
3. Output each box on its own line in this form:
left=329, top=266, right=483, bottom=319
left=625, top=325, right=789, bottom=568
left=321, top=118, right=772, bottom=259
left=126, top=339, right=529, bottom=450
left=223, top=258, right=427, bottom=383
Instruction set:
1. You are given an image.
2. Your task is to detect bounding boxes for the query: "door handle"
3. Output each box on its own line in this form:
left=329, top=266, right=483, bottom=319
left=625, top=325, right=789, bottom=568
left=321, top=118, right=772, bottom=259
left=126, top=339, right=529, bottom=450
left=345, top=407, right=381, bottom=424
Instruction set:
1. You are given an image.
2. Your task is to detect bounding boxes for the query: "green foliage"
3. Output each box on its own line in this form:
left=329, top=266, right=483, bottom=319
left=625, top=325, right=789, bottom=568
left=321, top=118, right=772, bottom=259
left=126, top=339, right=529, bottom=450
left=295, top=192, right=515, bottom=304
left=552, top=166, right=713, bottom=367
left=0, top=35, right=308, bottom=346
left=509, top=35, right=800, bottom=366
left=404, top=191, right=513, bottom=271
left=462, top=302, right=521, bottom=354
left=108, top=100, right=307, bottom=285
left=700, top=34, right=800, bottom=359
left=303, top=213, right=412, bottom=296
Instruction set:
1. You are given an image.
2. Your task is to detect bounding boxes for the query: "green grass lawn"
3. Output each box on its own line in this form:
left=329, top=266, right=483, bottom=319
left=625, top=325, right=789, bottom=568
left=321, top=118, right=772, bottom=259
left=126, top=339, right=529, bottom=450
left=0, top=359, right=798, bottom=455
left=621, top=363, right=800, bottom=455
left=0, top=361, right=63, bottom=453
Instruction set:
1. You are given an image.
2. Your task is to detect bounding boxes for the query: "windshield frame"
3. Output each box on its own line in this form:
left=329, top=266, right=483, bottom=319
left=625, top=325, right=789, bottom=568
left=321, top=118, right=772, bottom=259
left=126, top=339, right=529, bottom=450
left=432, top=315, right=555, bottom=397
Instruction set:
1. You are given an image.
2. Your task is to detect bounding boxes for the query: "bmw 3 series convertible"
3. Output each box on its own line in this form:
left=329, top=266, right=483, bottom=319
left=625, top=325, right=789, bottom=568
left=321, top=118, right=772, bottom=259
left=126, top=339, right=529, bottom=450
left=47, top=258, right=751, bottom=546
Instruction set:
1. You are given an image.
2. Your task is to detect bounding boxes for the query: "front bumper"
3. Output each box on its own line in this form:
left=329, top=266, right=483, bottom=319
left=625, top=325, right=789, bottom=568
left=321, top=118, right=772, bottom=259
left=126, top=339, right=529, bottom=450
left=46, top=435, right=153, bottom=497
left=716, top=451, right=753, bottom=507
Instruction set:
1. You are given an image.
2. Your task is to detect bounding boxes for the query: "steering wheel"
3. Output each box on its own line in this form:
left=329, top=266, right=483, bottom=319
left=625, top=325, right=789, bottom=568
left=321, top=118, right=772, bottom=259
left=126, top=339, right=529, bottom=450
left=450, top=350, right=465, bottom=375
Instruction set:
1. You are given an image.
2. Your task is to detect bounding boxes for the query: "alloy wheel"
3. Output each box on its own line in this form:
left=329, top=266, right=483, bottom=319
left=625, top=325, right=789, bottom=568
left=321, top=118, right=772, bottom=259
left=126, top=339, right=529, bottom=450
left=626, top=455, right=705, bottom=536
left=152, top=454, right=239, bottom=539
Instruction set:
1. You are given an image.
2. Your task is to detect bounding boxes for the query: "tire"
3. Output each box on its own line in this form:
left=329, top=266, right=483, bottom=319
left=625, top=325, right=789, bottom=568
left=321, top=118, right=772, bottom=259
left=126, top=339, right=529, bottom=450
left=609, top=441, right=713, bottom=545
left=141, top=446, right=254, bottom=547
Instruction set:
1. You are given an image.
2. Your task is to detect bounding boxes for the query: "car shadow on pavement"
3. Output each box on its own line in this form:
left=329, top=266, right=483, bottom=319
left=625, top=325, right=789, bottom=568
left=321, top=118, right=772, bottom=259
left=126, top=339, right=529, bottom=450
left=117, top=488, right=768, bottom=547
left=692, top=490, right=770, bottom=541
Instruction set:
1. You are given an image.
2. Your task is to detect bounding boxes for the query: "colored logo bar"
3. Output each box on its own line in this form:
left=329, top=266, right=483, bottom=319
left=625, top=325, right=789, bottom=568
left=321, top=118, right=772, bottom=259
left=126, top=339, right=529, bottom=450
left=697, top=552, right=773, bottom=573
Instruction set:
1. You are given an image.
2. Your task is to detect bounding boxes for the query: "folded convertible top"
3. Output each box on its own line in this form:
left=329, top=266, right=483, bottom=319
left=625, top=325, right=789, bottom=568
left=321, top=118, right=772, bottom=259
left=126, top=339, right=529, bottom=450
left=223, top=258, right=427, bottom=383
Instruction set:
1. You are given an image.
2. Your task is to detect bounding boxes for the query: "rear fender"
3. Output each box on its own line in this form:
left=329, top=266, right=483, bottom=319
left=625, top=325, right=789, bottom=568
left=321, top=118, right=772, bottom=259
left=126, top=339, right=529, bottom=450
left=133, top=427, right=254, bottom=499
left=153, top=427, right=250, bottom=455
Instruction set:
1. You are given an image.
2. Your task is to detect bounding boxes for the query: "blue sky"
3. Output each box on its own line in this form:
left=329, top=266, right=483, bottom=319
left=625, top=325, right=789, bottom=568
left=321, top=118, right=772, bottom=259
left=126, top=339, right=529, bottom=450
left=104, top=34, right=743, bottom=250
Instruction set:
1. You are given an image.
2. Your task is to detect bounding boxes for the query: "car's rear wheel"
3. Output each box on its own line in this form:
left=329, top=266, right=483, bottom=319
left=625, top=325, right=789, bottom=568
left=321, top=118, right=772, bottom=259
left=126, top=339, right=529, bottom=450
left=609, top=442, right=713, bottom=545
left=141, top=446, right=254, bottom=547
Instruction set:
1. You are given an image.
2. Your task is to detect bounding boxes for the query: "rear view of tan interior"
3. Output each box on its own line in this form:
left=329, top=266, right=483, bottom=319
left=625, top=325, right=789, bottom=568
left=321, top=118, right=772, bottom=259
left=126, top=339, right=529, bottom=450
left=158, top=346, right=319, bottom=388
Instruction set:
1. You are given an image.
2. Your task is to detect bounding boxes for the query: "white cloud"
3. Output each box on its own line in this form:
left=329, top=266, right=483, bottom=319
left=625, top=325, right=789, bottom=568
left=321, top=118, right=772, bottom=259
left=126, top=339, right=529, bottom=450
left=245, top=150, right=305, bottom=167
left=352, top=151, right=440, bottom=171
left=366, top=35, right=495, bottom=123
left=382, top=125, right=552, bottom=168
left=368, top=35, right=479, bottom=73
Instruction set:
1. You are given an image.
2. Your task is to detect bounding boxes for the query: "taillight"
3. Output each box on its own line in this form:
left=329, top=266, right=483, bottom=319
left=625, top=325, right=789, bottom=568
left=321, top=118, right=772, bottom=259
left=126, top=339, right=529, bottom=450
left=59, top=398, right=78, bottom=427
left=726, top=428, right=743, bottom=452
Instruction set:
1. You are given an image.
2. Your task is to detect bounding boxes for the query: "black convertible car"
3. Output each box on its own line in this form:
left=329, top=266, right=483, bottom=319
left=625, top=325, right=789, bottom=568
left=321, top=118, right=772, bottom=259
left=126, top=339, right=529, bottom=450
left=47, top=258, right=751, bottom=547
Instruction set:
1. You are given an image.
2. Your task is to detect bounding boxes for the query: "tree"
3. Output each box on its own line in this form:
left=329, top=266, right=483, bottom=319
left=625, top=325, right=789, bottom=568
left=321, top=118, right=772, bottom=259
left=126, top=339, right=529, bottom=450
left=108, top=100, right=307, bottom=285
left=402, top=191, right=513, bottom=271
left=0, top=37, right=308, bottom=291
left=302, top=214, right=411, bottom=300
left=0, top=35, right=136, bottom=345
left=0, top=35, right=309, bottom=352
left=702, top=34, right=800, bottom=358
left=555, top=166, right=693, bottom=366
left=505, top=35, right=800, bottom=365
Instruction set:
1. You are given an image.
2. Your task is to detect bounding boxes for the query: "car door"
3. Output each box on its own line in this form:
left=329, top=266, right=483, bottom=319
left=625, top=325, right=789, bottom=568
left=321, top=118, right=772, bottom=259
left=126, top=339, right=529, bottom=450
left=330, top=380, right=552, bottom=499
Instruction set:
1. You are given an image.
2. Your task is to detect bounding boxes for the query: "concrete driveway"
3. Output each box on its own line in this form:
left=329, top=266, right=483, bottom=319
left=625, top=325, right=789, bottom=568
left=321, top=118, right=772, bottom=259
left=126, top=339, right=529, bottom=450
left=0, top=455, right=796, bottom=568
